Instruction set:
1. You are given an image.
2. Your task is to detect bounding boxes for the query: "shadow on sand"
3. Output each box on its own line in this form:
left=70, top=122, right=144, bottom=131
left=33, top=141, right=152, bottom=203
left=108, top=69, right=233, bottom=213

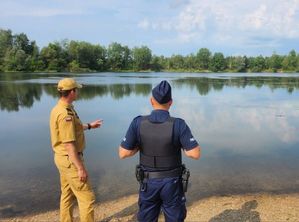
left=95, top=200, right=261, bottom=222
left=98, top=202, right=138, bottom=222
left=209, top=200, right=261, bottom=222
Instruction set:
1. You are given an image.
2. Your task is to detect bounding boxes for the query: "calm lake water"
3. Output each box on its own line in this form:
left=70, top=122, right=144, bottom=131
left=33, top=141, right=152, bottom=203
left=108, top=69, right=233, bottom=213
left=1, top=72, right=299, bottom=218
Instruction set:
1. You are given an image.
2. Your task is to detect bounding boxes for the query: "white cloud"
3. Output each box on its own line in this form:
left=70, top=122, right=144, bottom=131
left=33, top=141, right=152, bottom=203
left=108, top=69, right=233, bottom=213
left=244, top=4, right=267, bottom=29
left=177, top=32, right=197, bottom=43
left=176, top=4, right=206, bottom=33
left=170, top=0, right=190, bottom=8
left=138, top=0, right=299, bottom=46
left=138, top=19, right=150, bottom=29
left=243, top=0, right=299, bottom=38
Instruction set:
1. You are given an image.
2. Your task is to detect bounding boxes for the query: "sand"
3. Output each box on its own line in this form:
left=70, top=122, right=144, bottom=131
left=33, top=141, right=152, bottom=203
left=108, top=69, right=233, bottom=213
left=1, top=193, right=299, bottom=222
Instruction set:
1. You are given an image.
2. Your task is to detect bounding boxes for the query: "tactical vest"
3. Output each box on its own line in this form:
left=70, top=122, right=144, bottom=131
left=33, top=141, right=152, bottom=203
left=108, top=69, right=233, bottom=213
left=139, top=115, right=182, bottom=169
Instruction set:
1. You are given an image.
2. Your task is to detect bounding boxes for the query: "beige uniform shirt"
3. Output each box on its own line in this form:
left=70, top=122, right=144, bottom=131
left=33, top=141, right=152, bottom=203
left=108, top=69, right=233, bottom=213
left=50, top=100, right=85, bottom=155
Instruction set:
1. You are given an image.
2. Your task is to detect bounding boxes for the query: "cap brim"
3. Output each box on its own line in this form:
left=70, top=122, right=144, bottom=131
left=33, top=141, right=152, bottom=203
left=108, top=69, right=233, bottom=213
left=76, top=83, right=83, bottom=88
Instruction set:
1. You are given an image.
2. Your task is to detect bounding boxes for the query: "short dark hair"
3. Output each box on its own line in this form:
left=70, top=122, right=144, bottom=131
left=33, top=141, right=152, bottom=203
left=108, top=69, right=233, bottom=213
left=59, top=89, right=73, bottom=97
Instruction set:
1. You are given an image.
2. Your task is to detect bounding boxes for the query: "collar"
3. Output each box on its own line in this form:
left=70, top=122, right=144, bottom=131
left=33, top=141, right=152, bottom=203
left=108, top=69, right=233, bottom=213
left=149, top=109, right=170, bottom=123
left=58, top=99, right=73, bottom=109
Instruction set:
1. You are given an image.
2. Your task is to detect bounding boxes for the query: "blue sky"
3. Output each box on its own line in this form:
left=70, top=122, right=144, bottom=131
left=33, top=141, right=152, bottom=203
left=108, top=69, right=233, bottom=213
left=0, top=0, right=299, bottom=56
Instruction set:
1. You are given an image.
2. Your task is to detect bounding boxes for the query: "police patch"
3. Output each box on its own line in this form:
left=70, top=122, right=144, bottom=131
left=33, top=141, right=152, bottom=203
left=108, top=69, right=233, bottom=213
left=65, top=117, right=72, bottom=122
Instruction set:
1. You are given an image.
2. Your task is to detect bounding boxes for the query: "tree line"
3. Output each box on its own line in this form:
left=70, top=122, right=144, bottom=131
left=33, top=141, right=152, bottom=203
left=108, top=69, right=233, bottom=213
left=0, top=29, right=299, bottom=73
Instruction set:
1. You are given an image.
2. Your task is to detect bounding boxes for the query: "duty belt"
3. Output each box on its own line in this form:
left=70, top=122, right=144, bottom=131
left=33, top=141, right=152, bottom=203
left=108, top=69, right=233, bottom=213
left=143, top=167, right=182, bottom=179
left=135, top=164, right=190, bottom=192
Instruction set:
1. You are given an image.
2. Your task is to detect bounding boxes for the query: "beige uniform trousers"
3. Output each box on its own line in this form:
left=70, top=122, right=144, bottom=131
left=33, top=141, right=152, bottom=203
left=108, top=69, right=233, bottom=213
left=54, top=154, right=95, bottom=222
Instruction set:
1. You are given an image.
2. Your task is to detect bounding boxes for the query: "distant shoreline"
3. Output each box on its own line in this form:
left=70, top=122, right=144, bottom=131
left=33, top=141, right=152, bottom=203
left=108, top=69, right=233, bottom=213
left=1, top=69, right=299, bottom=74
left=1, top=29, right=299, bottom=74
left=2, top=193, right=299, bottom=221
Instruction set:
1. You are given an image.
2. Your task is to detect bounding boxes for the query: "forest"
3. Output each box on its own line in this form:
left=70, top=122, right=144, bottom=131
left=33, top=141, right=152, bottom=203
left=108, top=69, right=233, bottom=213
left=0, top=29, right=299, bottom=73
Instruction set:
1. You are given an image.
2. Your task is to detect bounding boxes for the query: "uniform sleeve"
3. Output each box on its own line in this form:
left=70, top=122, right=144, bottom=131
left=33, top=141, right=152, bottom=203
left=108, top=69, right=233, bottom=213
left=177, top=119, right=199, bottom=151
left=57, top=113, right=76, bottom=143
left=120, top=116, right=140, bottom=150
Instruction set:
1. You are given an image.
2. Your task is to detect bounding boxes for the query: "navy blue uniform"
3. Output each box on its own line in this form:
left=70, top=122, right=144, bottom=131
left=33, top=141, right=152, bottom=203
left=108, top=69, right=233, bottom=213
left=121, top=109, right=198, bottom=222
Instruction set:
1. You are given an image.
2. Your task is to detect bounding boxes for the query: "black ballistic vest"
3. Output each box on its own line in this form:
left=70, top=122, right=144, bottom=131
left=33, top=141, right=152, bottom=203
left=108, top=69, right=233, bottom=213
left=139, top=115, right=182, bottom=169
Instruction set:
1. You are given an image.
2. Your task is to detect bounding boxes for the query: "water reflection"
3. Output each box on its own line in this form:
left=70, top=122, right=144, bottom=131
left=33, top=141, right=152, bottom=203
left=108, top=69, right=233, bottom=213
left=173, top=76, right=299, bottom=95
left=1, top=75, right=299, bottom=111
left=0, top=83, right=42, bottom=111
left=45, top=83, right=152, bottom=100
left=0, top=83, right=152, bottom=112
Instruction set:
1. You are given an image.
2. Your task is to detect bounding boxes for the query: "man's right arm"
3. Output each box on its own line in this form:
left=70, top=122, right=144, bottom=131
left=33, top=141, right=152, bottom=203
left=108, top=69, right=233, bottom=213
left=184, top=145, right=201, bottom=159
left=119, top=116, right=140, bottom=159
left=64, top=142, right=88, bottom=182
left=119, top=146, right=139, bottom=159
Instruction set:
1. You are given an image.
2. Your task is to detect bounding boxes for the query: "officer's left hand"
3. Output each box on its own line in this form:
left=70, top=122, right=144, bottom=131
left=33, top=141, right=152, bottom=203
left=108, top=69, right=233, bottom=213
left=90, top=119, right=103, bottom=129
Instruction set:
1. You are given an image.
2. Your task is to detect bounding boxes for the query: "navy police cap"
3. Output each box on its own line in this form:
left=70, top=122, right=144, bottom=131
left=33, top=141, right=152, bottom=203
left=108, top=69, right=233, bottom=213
left=152, top=80, right=172, bottom=104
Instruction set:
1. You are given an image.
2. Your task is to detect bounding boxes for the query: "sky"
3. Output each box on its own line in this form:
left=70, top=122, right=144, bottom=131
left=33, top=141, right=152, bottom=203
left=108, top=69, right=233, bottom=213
left=0, top=0, right=299, bottom=57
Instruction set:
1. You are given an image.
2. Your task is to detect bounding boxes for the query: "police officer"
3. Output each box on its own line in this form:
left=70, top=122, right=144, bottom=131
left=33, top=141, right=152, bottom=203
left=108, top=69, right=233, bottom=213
left=50, top=78, right=102, bottom=222
left=119, top=80, right=200, bottom=222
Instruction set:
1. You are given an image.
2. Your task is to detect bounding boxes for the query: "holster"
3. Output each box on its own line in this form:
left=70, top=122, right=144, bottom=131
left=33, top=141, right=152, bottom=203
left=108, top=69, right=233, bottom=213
left=181, top=164, right=190, bottom=193
left=135, top=164, right=144, bottom=183
left=135, top=165, right=147, bottom=191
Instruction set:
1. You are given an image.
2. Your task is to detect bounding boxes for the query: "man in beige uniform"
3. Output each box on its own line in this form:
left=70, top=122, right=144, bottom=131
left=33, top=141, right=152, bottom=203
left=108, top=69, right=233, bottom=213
left=50, top=78, right=102, bottom=222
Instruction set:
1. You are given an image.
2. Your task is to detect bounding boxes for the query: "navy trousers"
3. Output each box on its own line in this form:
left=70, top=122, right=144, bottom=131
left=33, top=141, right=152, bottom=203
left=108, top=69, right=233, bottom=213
left=137, top=177, right=186, bottom=222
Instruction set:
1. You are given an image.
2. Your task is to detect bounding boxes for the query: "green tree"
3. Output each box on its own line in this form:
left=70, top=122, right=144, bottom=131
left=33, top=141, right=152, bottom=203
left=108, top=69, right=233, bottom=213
left=68, top=60, right=81, bottom=72
left=67, top=41, right=107, bottom=71
left=282, top=50, right=297, bottom=71
left=4, top=48, right=28, bottom=71
left=14, top=33, right=34, bottom=55
left=209, top=52, right=226, bottom=72
left=0, top=29, right=13, bottom=71
left=2, top=32, right=38, bottom=71
left=40, top=42, right=68, bottom=72
left=132, top=46, right=152, bottom=70
left=249, top=56, right=266, bottom=72
left=268, top=53, right=283, bottom=72
left=107, top=42, right=131, bottom=70
left=158, top=56, right=169, bottom=70
left=169, top=55, right=185, bottom=70
left=121, top=45, right=132, bottom=70
left=185, top=54, right=198, bottom=70
left=151, top=56, right=163, bottom=72
left=231, top=56, right=247, bottom=72
left=30, top=42, right=42, bottom=71
left=196, top=48, right=211, bottom=70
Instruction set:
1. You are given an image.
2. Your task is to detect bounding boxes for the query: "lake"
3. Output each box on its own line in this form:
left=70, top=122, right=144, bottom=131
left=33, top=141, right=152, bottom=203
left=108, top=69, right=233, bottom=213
left=1, top=72, right=299, bottom=218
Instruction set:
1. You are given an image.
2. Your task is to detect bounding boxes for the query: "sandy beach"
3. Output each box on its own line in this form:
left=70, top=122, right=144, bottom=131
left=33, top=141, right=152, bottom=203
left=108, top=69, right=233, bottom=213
left=1, top=193, right=299, bottom=222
